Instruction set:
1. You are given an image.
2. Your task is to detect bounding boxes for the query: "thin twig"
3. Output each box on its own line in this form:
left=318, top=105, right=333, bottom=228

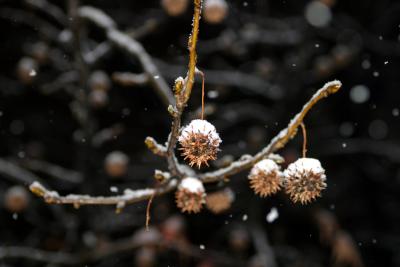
left=19, top=159, right=83, bottom=184
left=78, top=6, right=175, bottom=107
left=165, top=0, right=203, bottom=177
left=300, top=122, right=307, bottom=158
left=0, top=246, right=79, bottom=265
left=199, top=80, right=342, bottom=183
left=29, top=180, right=177, bottom=207
left=28, top=80, right=341, bottom=207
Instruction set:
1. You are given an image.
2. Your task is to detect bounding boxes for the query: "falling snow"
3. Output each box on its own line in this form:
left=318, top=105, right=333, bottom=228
left=266, top=207, right=279, bottom=223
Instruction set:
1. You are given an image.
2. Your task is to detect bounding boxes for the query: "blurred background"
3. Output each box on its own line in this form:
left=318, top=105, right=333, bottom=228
left=0, top=0, right=399, bottom=266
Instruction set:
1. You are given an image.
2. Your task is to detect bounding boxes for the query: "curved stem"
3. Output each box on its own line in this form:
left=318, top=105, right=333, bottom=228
left=300, top=122, right=307, bottom=158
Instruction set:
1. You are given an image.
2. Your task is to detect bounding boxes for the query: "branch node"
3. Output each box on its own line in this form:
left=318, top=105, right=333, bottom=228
left=145, top=137, right=167, bottom=157
left=154, top=169, right=171, bottom=183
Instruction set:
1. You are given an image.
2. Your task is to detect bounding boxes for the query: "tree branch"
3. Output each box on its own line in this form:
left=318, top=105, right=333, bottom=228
left=78, top=6, right=175, bottom=107
left=29, top=179, right=177, bottom=209
left=200, top=80, right=342, bottom=183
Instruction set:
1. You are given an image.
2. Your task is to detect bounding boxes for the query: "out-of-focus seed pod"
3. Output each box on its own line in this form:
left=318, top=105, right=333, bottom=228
left=88, top=89, right=109, bottom=109
left=332, top=230, right=364, bottom=267
left=4, top=185, right=30, bottom=213
left=203, top=0, right=228, bottom=24
left=135, top=247, right=156, bottom=267
left=161, top=0, right=189, bottom=16
left=205, top=188, right=234, bottom=214
left=175, top=177, right=206, bottom=213
left=104, top=151, right=129, bottom=177
left=314, top=55, right=335, bottom=77
left=88, top=70, right=111, bottom=92
left=31, top=42, right=49, bottom=64
left=314, top=209, right=339, bottom=245
left=228, top=227, right=250, bottom=252
left=332, top=45, right=354, bottom=67
left=161, top=215, right=186, bottom=242
left=17, top=57, right=38, bottom=85
left=132, top=227, right=162, bottom=248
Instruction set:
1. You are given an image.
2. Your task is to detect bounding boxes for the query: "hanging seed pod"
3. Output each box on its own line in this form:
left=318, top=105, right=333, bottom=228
left=284, top=158, right=327, bottom=204
left=248, top=159, right=282, bottom=197
left=178, top=119, right=222, bottom=169
left=175, top=177, right=205, bottom=213
left=203, top=0, right=228, bottom=24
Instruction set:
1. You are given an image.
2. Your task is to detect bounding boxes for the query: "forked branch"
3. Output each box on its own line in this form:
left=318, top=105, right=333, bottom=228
left=30, top=80, right=342, bottom=206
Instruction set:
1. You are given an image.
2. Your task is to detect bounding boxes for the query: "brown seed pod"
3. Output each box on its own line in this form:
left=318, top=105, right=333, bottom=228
left=248, top=159, right=282, bottom=197
left=205, top=188, right=234, bottom=214
left=203, top=0, right=228, bottom=24
left=178, top=119, right=222, bottom=169
left=175, top=177, right=205, bottom=213
left=283, top=158, right=327, bottom=204
left=161, top=0, right=189, bottom=16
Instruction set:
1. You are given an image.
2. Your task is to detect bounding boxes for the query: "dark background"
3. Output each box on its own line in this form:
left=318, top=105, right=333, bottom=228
left=0, top=0, right=399, bottom=267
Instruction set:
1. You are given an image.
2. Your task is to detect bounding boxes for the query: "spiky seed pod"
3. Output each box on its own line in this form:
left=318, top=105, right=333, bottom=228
left=248, top=159, right=282, bottom=197
left=175, top=177, right=205, bottom=213
left=204, top=0, right=228, bottom=24
left=283, top=158, right=327, bottom=204
left=178, top=119, right=222, bottom=169
left=205, top=188, right=234, bottom=214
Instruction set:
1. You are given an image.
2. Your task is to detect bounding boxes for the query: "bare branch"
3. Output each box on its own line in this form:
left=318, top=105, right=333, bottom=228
left=19, top=159, right=83, bottom=184
left=145, top=137, right=167, bottom=157
left=112, top=72, right=150, bottom=86
left=29, top=180, right=177, bottom=208
left=0, top=158, right=43, bottom=185
left=0, top=246, right=79, bottom=265
left=78, top=6, right=175, bottom=107
left=200, top=80, right=342, bottom=183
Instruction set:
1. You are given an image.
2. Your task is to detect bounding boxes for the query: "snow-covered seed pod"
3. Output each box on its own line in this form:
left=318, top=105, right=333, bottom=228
left=175, top=177, right=205, bottom=213
left=248, top=159, right=282, bottom=197
left=205, top=188, right=234, bottom=214
left=178, top=119, right=222, bottom=169
left=203, top=0, right=228, bottom=24
left=284, top=158, right=327, bottom=204
left=104, top=151, right=129, bottom=178
left=161, top=0, right=189, bottom=16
